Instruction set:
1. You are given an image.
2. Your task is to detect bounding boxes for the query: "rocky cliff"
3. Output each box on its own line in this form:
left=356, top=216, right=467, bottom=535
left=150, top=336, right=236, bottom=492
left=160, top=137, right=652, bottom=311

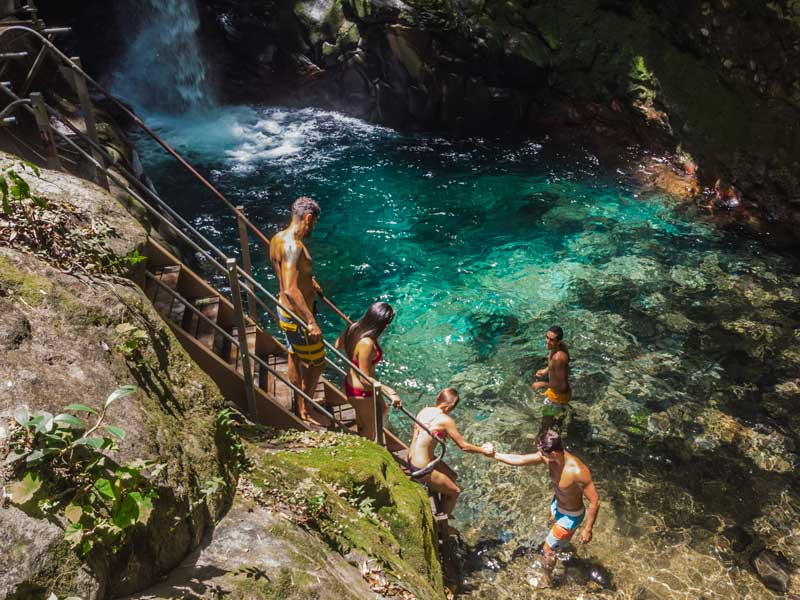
left=32, top=1, right=800, bottom=239
left=196, top=0, right=800, bottom=242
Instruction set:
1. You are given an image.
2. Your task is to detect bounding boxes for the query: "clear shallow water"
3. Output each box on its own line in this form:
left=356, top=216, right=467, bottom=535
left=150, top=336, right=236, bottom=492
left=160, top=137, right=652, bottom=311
left=134, top=106, right=800, bottom=598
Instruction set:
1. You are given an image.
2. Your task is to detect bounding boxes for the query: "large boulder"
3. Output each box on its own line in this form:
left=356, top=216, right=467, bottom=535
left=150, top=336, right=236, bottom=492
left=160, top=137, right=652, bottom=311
left=0, top=154, right=237, bottom=598
left=128, top=429, right=447, bottom=600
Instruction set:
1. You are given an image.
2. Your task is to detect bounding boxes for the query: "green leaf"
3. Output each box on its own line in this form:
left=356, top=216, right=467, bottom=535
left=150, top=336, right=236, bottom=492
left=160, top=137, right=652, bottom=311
left=125, top=249, right=147, bottom=267
left=94, top=478, right=117, bottom=501
left=105, top=385, right=137, bottom=408
left=25, top=449, right=46, bottom=464
left=72, top=436, right=107, bottom=450
left=0, top=174, right=9, bottom=215
left=112, top=494, right=139, bottom=529
left=7, top=170, right=30, bottom=200
left=64, top=522, right=83, bottom=546
left=31, top=194, right=48, bottom=209
left=64, top=502, right=83, bottom=524
left=43, top=432, right=70, bottom=447
left=22, top=161, right=40, bottom=177
left=8, top=471, right=42, bottom=504
left=80, top=539, right=93, bottom=555
left=31, top=411, right=54, bottom=434
left=3, top=451, right=27, bottom=465
left=54, top=413, right=84, bottom=429
left=129, top=491, right=154, bottom=524
left=104, top=425, right=126, bottom=441
left=65, top=403, right=98, bottom=415
left=13, top=405, right=28, bottom=426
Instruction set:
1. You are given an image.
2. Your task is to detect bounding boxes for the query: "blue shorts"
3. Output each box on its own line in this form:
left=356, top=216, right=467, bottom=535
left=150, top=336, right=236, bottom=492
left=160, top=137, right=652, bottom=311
left=278, top=308, right=325, bottom=367
left=545, top=497, right=585, bottom=550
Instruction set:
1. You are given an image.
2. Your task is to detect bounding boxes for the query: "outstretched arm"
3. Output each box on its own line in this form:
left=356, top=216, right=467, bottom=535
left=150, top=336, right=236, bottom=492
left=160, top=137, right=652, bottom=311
left=444, top=419, right=494, bottom=456
left=493, top=451, right=544, bottom=466
left=579, top=480, right=601, bottom=543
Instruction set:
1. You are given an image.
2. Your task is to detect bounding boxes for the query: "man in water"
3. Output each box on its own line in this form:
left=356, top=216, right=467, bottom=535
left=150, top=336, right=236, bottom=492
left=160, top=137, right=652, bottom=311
left=532, top=325, right=571, bottom=433
left=492, top=429, right=600, bottom=588
left=269, top=197, right=325, bottom=421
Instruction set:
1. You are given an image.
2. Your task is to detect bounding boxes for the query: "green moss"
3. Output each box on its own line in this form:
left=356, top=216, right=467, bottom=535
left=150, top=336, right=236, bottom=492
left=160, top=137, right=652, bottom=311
left=229, top=567, right=313, bottom=600
left=245, top=433, right=445, bottom=599
left=0, top=255, right=55, bottom=306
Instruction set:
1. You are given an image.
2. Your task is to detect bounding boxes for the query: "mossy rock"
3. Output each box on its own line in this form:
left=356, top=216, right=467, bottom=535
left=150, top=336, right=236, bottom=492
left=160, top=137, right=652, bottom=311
left=245, top=431, right=446, bottom=599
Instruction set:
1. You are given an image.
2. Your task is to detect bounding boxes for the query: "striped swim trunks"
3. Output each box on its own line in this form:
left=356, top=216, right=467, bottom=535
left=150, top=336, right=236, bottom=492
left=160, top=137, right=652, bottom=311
left=545, top=496, right=585, bottom=550
left=278, top=308, right=326, bottom=366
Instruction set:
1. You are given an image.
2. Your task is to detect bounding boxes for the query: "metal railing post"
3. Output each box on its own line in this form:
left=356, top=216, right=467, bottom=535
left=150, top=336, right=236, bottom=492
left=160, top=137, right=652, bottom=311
left=28, top=91, right=59, bottom=169
left=227, top=258, right=256, bottom=417
left=235, top=205, right=258, bottom=322
left=69, top=56, right=107, bottom=189
left=373, top=382, right=385, bottom=446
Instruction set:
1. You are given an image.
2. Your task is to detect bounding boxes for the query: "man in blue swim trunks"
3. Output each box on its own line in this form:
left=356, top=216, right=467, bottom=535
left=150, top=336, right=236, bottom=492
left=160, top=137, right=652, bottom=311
left=269, top=197, right=325, bottom=421
left=492, top=429, right=600, bottom=588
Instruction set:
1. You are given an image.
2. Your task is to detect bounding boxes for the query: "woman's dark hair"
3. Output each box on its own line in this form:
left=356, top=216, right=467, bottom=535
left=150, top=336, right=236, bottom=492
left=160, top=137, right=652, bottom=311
left=343, top=302, right=395, bottom=358
left=537, top=429, right=564, bottom=454
left=547, top=325, right=564, bottom=341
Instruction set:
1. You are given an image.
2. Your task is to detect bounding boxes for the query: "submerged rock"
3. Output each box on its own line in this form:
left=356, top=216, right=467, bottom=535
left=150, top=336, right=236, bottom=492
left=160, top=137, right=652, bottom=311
left=751, top=549, right=791, bottom=593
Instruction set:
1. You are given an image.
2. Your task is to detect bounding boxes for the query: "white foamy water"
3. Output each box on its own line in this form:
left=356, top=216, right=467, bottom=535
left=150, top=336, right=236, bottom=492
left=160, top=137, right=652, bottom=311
left=112, top=0, right=213, bottom=112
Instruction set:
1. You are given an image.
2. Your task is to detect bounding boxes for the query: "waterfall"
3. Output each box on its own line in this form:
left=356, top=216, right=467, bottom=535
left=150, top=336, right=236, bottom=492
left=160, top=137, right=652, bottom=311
left=112, top=0, right=213, bottom=113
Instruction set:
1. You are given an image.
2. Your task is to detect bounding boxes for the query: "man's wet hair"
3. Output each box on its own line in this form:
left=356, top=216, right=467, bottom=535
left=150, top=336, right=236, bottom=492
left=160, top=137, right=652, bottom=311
left=435, top=387, right=459, bottom=408
left=537, top=429, right=564, bottom=454
left=292, top=196, right=320, bottom=219
left=547, top=325, right=564, bottom=341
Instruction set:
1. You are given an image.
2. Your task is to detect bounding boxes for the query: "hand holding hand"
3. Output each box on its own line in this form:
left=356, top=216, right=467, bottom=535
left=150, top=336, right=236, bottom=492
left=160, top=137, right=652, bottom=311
left=580, top=529, right=593, bottom=544
left=535, top=368, right=547, bottom=378
left=481, top=442, right=496, bottom=457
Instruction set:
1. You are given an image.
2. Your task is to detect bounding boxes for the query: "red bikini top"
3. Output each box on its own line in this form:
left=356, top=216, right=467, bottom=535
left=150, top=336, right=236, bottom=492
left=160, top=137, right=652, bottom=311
left=351, top=340, right=382, bottom=367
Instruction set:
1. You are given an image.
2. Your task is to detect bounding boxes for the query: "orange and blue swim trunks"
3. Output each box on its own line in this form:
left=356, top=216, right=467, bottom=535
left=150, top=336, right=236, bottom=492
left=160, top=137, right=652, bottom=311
left=278, top=308, right=326, bottom=367
left=545, top=497, right=585, bottom=549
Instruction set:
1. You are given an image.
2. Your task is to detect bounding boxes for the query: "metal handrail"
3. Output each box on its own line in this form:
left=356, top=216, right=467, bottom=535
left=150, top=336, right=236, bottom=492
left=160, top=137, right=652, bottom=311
left=0, top=24, right=345, bottom=320
left=144, top=272, right=351, bottom=433
left=0, top=33, right=447, bottom=470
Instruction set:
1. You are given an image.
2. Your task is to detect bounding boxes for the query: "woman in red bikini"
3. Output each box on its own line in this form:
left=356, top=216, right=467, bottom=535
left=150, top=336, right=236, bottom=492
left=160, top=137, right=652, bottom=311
left=336, top=302, right=402, bottom=440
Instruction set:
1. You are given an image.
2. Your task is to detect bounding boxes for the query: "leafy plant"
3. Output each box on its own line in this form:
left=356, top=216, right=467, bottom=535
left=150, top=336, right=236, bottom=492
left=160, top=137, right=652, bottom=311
left=4, top=385, right=163, bottom=555
left=115, top=322, right=149, bottom=366
left=216, top=408, right=251, bottom=472
left=0, top=164, right=129, bottom=275
left=123, top=248, right=147, bottom=268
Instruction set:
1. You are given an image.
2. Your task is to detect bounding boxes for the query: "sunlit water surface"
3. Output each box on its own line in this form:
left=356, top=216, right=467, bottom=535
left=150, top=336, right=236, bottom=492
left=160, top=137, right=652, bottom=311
left=135, top=106, right=800, bottom=599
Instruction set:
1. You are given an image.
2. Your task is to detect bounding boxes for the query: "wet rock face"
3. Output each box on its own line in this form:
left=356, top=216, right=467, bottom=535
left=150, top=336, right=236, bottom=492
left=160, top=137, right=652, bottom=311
left=37, top=0, right=800, bottom=238
left=185, top=0, right=800, bottom=240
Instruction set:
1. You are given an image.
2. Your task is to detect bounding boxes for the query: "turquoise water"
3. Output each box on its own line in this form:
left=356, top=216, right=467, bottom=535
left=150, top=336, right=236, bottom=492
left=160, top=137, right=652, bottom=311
left=136, top=106, right=800, bottom=598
